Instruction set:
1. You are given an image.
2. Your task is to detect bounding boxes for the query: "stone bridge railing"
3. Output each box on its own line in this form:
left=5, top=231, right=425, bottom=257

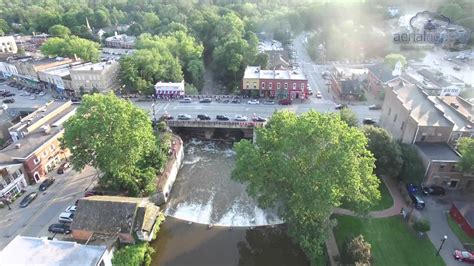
left=167, top=120, right=266, bottom=129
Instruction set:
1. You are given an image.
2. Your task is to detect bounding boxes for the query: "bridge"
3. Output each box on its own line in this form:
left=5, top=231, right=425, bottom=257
left=166, top=120, right=266, bottom=141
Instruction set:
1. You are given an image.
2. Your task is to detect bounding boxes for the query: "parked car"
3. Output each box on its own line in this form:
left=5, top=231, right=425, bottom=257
left=315, top=91, right=322, bottom=98
left=48, top=223, right=71, bottom=234
left=19, top=192, right=38, bottom=208
left=234, top=115, right=248, bottom=121
left=197, top=114, right=211, bottom=120
left=362, top=118, right=377, bottom=125
left=39, top=178, right=55, bottom=191
left=454, top=250, right=474, bottom=263
left=177, top=114, right=192, bottom=120
left=278, top=99, right=292, bottom=105
left=57, top=162, right=70, bottom=174
left=263, top=100, right=275, bottom=105
left=222, top=99, right=230, bottom=103
left=3, top=98, right=14, bottom=104
left=335, top=104, right=348, bottom=110
left=65, top=205, right=77, bottom=213
left=422, top=186, right=445, bottom=196
left=179, top=98, right=192, bottom=103
left=409, top=193, right=425, bottom=210
left=453, top=66, right=461, bottom=71
left=252, top=116, right=267, bottom=122
left=308, top=88, right=314, bottom=95
left=406, top=183, right=420, bottom=194
left=199, top=98, right=212, bottom=103
left=159, top=113, right=174, bottom=121
left=39, top=91, right=46, bottom=96
left=231, top=98, right=240, bottom=103
left=369, top=104, right=382, bottom=110
left=58, top=212, right=74, bottom=223
left=247, top=99, right=260, bottom=105
left=216, top=115, right=230, bottom=121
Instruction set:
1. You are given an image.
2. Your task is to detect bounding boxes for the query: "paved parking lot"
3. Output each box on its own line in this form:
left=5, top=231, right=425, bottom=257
left=0, top=81, right=52, bottom=109
left=0, top=165, right=97, bottom=249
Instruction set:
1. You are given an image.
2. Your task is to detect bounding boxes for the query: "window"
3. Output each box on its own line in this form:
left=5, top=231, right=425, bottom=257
left=401, top=122, right=405, bottom=130
left=449, top=180, right=458, bottom=188
left=284, top=83, right=288, bottom=89
left=253, top=82, right=257, bottom=89
left=293, top=83, right=296, bottom=90
left=246, top=82, right=249, bottom=89
left=261, top=82, right=265, bottom=89
left=393, top=114, right=397, bottom=123
left=301, top=83, right=305, bottom=90
left=439, top=164, right=445, bottom=170
left=451, top=165, right=456, bottom=172
left=33, top=158, right=41, bottom=165
left=269, top=83, right=272, bottom=89
left=50, top=145, right=55, bottom=151
left=277, top=83, right=281, bottom=89
left=388, top=108, right=391, bottom=116
left=42, top=150, right=48, bottom=158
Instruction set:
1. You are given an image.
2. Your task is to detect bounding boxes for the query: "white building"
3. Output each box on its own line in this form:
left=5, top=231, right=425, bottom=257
left=105, top=33, right=136, bottom=49
left=0, top=164, right=27, bottom=199
left=69, top=60, right=120, bottom=94
left=0, top=36, right=18, bottom=54
left=0, top=61, right=19, bottom=78
left=37, top=62, right=87, bottom=94
left=155, top=80, right=185, bottom=97
left=0, top=236, right=112, bottom=266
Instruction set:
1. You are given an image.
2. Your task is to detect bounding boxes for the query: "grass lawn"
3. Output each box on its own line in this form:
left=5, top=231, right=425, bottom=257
left=333, top=215, right=445, bottom=266
left=446, top=213, right=474, bottom=244
left=370, top=180, right=394, bottom=211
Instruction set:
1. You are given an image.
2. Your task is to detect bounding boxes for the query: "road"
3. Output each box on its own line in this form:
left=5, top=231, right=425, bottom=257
left=0, top=166, right=97, bottom=250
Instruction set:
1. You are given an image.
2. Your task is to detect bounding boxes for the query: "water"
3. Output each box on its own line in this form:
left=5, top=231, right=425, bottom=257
left=151, top=139, right=309, bottom=265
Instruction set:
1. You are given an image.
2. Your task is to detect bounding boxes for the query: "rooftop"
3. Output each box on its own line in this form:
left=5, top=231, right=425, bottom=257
left=453, top=201, right=474, bottom=228
left=105, top=34, right=136, bottom=44
left=41, top=62, right=87, bottom=77
left=334, top=67, right=368, bottom=79
left=367, top=63, right=397, bottom=83
left=390, top=79, right=452, bottom=127
left=0, top=236, right=107, bottom=266
left=439, top=96, right=474, bottom=123
left=243, top=66, right=306, bottom=81
left=415, top=142, right=461, bottom=162
left=71, top=61, right=118, bottom=72
left=429, top=96, right=474, bottom=132
left=417, top=68, right=463, bottom=88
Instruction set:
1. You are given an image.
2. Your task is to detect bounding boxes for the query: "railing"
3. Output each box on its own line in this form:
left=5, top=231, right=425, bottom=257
left=167, top=120, right=266, bottom=128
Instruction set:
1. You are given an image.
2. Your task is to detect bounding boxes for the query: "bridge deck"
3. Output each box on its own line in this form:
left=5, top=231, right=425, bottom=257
left=167, top=120, right=265, bottom=129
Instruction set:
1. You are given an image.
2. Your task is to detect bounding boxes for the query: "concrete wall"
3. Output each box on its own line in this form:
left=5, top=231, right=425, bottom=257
left=380, top=86, right=416, bottom=143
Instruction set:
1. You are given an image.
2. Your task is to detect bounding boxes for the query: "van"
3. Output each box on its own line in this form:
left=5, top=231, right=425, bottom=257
left=409, top=193, right=425, bottom=209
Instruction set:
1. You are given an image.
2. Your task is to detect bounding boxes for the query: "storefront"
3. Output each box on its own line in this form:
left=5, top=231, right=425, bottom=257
left=0, top=166, right=27, bottom=199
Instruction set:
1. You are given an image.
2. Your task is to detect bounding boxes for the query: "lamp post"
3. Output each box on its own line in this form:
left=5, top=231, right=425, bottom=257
left=436, top=235, right=448, bottom=256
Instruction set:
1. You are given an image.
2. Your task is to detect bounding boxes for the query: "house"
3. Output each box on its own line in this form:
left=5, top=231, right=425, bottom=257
left=367, top=63, right=398, bottom=97
left=242, top=66, right=309, bottom=99
left=71, top=196, right=161, bottom=243
left=0, top=36, right=18, bottom=54
left=105, top=33, right=136, bottom=49
left=0, top=101, right=75, bottom=183
left=0, top=235, right=112, bottom=266
left=330, top=67, right=367, bottom=100
left=450, top=202, right=474, bottom=237
left=69, top=60, right=120, bottom=95
left=154, top=80, right=185, bottom=98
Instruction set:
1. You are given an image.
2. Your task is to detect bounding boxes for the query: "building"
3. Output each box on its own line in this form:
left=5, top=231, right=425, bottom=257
left=0, top=164, right=27, bottom=199
left=330, top=67, right=367, bottom=100
left=154, top=80, right=185, bottom=98
left=450, top=202, right=474, bottom=237
left=0, top=36, right=18, bottom=54
left=242, top=66, right=309, bottom=99
left=104, top=34, right=136, bottom=49
left=11, top=57, right=74, bottom=88
left=0, top=61, right=19, bottom=78
left=70, top=61, right=120, bottom=94
left=0, top=101, right=75, bottom=183
left=0, top=235, right=111, bottom=266
left=14, top=34, right=49, bottom=53
left=367, top=63, right=398, bottom=97
left=37, top=61, right=87, bottom=95
left=71, top=196, right=161, bottom=243
left=403, top=67, right=464, bottom=96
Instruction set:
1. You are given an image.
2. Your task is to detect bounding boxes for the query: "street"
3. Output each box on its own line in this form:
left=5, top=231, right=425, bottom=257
left=0, top=166, right=97, bottom=250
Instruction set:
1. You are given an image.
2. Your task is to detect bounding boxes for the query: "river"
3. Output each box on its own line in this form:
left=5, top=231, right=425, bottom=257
left=150, top=139, right=309, bottom=265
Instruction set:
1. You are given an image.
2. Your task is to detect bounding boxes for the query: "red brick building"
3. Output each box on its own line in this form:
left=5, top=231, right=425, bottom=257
left=242, top=66, right=309, bottom=100
left=367, top=63, right=398, bottom=97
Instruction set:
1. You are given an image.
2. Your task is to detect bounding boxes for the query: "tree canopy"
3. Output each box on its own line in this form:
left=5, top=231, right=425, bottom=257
left=231, top=111, right=380, bottom=263
left=384, top=53, right=407, bottom=70
left=40, top=36, right=100, bottom=62
left=338, top=108, right=359, bottom=127
left=458, top=137, right=474, bottom=173
left=48, top=24, right=71, bottom=38
left=398, top=143, right=425, bottom=184
left=362, top=126, right=403, bottom=177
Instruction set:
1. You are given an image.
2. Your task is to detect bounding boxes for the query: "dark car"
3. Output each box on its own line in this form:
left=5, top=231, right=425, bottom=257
left=85, top=190, right=104, bottom=197
left=48, top=223, right=71, bottom=234
left=19, top=192, right=38, bottom=208
left=422, top=186, right=445, bottom=196
left=369, top=104, right=382, bottom=110
left=454, top=250, right=474, bottom=263
left=199, top=98, right=212, bottom=103
left=231, top=98, right=240, bottom=103
left=252, top=116, right=267, bottom=122
left=409, top=193, right=425, bottom=209
left=222, top=99, right=230, bottom=103
left=278, top=99, right=292, bottom=105
left=216, top=115, right=230, bottom=121
left=406, top=183, right=420, bottom=194
left=453, top=66, right=461, bottom=71
left=4, top=92, right=15, bottom=97
left=57, top=162, right=70, bottom=174
left=197, top=114, right=211, bottom=120
left=39, top=178, right=55, bottom=191
left=335, top=104, right=348, bottom=110
left=362, top=118, right=377, bottom=125
left=3, top=98, right=15, bottom=103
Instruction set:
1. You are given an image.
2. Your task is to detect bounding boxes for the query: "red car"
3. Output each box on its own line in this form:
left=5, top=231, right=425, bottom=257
left=278, top=99, right=292, bottom=105
left=454, top=250, right=474, bottom=263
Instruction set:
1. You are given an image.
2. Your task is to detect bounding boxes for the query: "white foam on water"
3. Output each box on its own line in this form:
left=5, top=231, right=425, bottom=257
left=182, top=156, right=201, bottom=165
left=223, top=149, right=236, bottom=157
left=189, top=138, right=203, bottom=145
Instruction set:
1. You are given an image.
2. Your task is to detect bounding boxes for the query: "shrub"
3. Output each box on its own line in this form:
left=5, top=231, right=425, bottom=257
left=413, top=219, right=431, bottom=233
left=112, top=242, right=154, bottom=266
left=346, top=234, right=372, bottom=264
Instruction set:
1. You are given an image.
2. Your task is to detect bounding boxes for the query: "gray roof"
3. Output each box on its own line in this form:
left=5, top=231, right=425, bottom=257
left=367, top=63, right=397, bottom=83
left=0, top=236, right=107, bottom=266
left=415, top=143, right=461, bottom=162
left=417, top=68, right=452, bottom=87
left=71, top=196, right=159, bottom=236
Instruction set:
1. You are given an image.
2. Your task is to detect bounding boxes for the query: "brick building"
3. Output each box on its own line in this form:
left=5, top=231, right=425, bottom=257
left=367, top=63, right=398, bottom=97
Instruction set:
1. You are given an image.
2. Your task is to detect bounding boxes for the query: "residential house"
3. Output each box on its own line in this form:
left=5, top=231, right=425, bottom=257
left=0, top=36, right=18, bottom=54
left=367, top=63, right=398, bottom=97
left=104, top=34, right=136, bottom=49
left=0, top=235, right=112, bottom=266
left=0, top=164, right=27, bottom=199
left=71, top=196, right=161, bottom=243
left=330, top=67, right=367, bottom=100
left=155, top=80, right=185, bottom=98
left=242, top=66, right=309, bottom=99
left=0, top=101, right=75, bottom=183
left=69, top=60, right=120, bottom=95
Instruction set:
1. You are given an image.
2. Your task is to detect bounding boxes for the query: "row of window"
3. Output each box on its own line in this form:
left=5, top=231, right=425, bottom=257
left=34, top=144, right=56, bottom=165
left=246, top=81, right=306, bottom=90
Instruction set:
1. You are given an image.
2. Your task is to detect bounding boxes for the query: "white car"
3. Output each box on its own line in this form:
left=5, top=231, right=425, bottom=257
left=177, top=114, right=192, bottom=120
left=29, top=95, right=36, bottom=100
left=247, top=99, right=260, bottom=105
left=39, top=91, right=46, bottom=96
left=308, top=88, right=313, bottom=95
left=315, top=91, right=322, bottom=98
left=65, top=205, right=77, bottom=213
left=234, top=115, right=248, bottom=121
left=58, top=212, right=74, bottom=223
left=179, top=98, right=192, bottom=103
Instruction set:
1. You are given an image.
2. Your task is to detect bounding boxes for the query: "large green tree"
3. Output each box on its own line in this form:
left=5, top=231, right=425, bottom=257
left=40, top=36, right=100, bottom=62
left=362, top=126, right=403, bottom=177
left=232, top=111, right=380, bottom=263
left=384, top=53, right=407, bottom=70
left=398, top=144, right=425, bottom=184
left=339, top=108, right=359, bottom=127
left=458, top=137, right=474, bottom=173
left=62, top=93, right=164, bottom=195
left=48, top=25, right=71, bottom=38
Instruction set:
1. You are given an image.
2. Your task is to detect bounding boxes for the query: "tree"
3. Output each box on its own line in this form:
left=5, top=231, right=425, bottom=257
left=413, top=219, right=431, bottom=233
left=439, top=3, right=465, bottom=21
left=458, top=137, right=474, bottom=173
left=185, top=83, right=199, bottom=95
left=398, top=144, right=425, bottom=184
left=339, top=108, right=358, bottom=127
left=142, top=12, right=160, bottom=33
left=362, top=126, right=403, bottom=177
left=232, top=111, right=380, bottom=263
left=48, top=25, right=71, bottom=38
left=40, top=36, right=101, bottom=62
left=384, top=53, right=407, bottom=70
left=62, top=93, right=162, bottom=195
left=346, top=235, right=372, bottom=264
left=0, top=19, right=10, bottom=35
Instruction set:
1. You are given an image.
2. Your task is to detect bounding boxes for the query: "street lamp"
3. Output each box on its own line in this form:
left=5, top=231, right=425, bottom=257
left=436, top=235, right=448, bottom=256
